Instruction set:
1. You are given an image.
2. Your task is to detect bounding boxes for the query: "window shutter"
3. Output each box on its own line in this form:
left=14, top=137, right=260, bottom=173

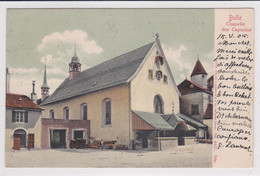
left=12, top=111, right=16, bottom=122
left=24, top=111, right=28, bottom=123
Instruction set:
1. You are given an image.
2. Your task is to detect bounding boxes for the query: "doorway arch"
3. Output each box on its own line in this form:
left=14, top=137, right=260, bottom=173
left=175, top=123, right=187, bottom=146
left=13, top=129, right=27, bottom=150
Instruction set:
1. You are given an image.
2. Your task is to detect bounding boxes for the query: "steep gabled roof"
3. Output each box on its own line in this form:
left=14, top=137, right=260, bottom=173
left=177, top=79, right=213, bottom=95
left=41, top=42, right=155, bottom=105
left=203, top=103, right=213, bottom=119
left=191, top=59, right=207, bottom=76
left=6, top=93, right=43, bottom=110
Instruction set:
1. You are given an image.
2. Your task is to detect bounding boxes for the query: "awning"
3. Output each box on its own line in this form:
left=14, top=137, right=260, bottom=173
left=132, top=111, right=175, bottom=130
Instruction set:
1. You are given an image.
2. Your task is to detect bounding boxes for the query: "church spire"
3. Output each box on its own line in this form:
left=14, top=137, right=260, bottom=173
left=74, top=43, right=77, bottom=56
left=41, top=58, right=49, bottom=101
left=42, top=58, right=49, bottom=88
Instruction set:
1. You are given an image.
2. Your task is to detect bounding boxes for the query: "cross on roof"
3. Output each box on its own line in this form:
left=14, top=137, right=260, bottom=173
left=155, top=33, right=160, bottom=41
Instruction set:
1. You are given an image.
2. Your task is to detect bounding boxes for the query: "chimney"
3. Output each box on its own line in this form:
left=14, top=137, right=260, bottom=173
left=31, top=81, right=37, bottom=103
left=6, top=68, right=10, bottom=93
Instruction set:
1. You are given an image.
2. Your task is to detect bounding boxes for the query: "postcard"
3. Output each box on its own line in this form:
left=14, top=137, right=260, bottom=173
left=2, top=5, right=256, bottom=171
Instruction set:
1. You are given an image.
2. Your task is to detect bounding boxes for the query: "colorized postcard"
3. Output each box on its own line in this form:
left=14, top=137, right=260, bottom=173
left=4, top=7, right=254, bottom=169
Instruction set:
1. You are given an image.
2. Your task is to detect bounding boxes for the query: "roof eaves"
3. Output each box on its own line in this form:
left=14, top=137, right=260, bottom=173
left=126, top=42, right=156, bottom=83
left=41, top=82, right=129, bottom=106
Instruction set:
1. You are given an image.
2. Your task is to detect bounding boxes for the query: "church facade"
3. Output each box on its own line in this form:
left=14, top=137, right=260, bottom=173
left=39, top=39, right=206, bottom=150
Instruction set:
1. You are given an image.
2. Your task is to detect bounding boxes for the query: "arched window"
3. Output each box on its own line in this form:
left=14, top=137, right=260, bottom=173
left=63, top=107, right=69, bottom=120
left=80, top=103, right=88, bottom=120
left=154, top=95, right=164, bottom=114
left=49, top=110, right=54, bottom=119
left=103, top=98, right=111, bottom=126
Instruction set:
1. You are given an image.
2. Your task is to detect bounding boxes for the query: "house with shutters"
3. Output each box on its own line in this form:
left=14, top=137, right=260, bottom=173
left=177, top=59, right=213, bottom=139
left=40, top=38, right=206, bottom=150
left=5, top=93, right=43, bottom=150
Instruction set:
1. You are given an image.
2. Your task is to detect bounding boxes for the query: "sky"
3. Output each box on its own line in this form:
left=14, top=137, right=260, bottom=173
left=6, top=9, right=214, bottom=98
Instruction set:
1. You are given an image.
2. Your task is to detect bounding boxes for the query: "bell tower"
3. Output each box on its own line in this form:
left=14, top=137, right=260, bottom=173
left=69, top=44, right=81, bottom=80
left=41, top=58, right=50, bottom=101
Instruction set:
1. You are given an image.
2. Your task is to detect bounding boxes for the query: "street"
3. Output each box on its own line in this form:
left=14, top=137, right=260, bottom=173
left=6, top=144, right=212, bottom=168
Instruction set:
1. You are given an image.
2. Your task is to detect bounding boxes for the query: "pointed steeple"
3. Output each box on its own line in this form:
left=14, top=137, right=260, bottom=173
left=41, top=58, right=49, bottom=101
left=190, top=58, right=207, bottom=77
left=41, top=58, right=49, bottom=89
left=190, top=56, right=208, bottom=89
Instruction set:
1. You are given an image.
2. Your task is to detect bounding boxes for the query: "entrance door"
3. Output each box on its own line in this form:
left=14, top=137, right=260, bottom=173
left=50, top=129, right=66, bottom=149
left=13, top=129, right=27, bottom=150
left=13, top=134, right=20, bottom=150
left=28, top=134, right=34, bottom=148
left=175, top=123, right=186, bottom=146
left=142, top=136, right=148, bottom=148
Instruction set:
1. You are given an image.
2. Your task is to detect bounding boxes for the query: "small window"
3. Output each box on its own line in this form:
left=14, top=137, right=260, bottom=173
left=155, top=56, right=164, bottom=65
left=63, top=107, right=69, bottom=120
left=103, top=98, right=111, bottom=126
left=80, top=103, right=88, bottom=120
left=73, top=130, right=85, bottom=140
left=148, top=69, right=153, bottom=79
left=156, top=71, right=163, bottom=80
left=191, top=104, right=199, bottom=115
left=12, top=111, right=28, bottom=123
left=163, top=75, right=168, bottom=84
left=49, top=110, right=54, bottom=119
left=208, top=95, right=212, bottom=103
left=202, top=75, right=205, bottom=78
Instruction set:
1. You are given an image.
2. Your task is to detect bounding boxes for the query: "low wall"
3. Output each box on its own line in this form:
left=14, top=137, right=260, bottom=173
left=157, top=137, right=178, bottom=151
left=185, top=137, right=196, bottom=145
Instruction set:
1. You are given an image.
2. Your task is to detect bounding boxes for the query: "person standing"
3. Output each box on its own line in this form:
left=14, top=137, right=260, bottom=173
left=100, top=139, right=104, bottom=150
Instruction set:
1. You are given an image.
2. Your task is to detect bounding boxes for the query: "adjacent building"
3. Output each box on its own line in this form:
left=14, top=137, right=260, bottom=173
left=178, top=59, right=213, bottom=139
left=6, top=93, right=43, bottom=150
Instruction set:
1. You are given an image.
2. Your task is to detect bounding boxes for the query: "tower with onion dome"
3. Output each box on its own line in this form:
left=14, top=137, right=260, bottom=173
left=69, top=44, right=81, bottom=80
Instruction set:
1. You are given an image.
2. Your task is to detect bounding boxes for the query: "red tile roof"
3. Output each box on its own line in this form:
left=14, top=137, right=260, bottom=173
left=177, top=79, right=213, bottom=95
left=191, top=59, right=207, bottom=76
left=6, top=93, right=43, bottom=110
left=203, top=103, right=213, bottom=119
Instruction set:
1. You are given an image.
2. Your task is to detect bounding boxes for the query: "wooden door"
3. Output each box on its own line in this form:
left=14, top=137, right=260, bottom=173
left=28, top=134, right=34, bottom=149
left=13, top=134, right=20, bottom=150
